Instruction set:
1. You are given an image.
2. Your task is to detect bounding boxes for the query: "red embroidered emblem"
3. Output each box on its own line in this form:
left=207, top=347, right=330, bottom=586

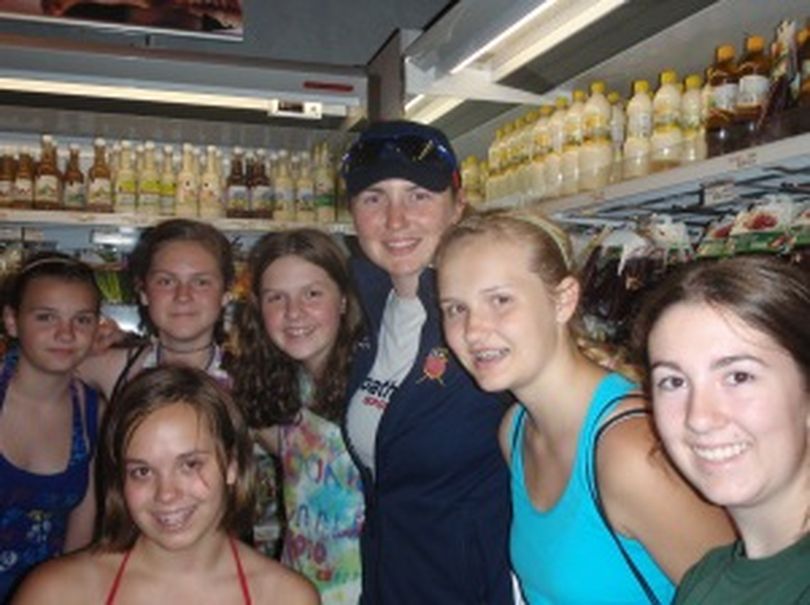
left=418, top=347, right=449, bottom=385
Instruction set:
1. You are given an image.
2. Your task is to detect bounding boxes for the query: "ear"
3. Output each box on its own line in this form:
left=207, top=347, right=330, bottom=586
left=554, top=276, right=580, bottom=324
left=450, top=188, right=467, bottom=224
left=138, top=286, right=149, bottom=307
left=2, top=305, right=18, bottom=338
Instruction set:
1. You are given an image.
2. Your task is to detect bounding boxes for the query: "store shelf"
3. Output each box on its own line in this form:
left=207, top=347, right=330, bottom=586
left=483, top=132, right=810, bottom=228
left=0, top=208, right=355, bottom=235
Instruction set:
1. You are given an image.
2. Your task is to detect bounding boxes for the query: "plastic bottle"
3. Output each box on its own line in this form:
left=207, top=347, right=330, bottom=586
left=529, top=105, right=552, bottom=200
left=114, top=140, right=137, bottom=213
left=607, top=92, right=625, bottom=184
left=734, top=35, right=771, bottom=149
left=137, top=141, right=161, bottom=215
left=0, top=146, right=15, bottom=207
left=580, top=81, right=612, bottom=191
left=295, top=150, right=316, bottom=223
left=87, top=138, right=113, bottom=213
left=274, top=150, right=295, bottom=222
left=486, top=128, right=502, bottom=201
left=199, top=145, right=223, bottom=218
left=175, top=143, right=199, bottom=217
left=561, top=89, right=586, bottom=195
left=680, top=74, right=708, bottom=164
left=706, top=44, right=739, bottom=157
left=545, top=96, right=568, bottom=199
left=623, top=80, right=653, bottom=179
left=62, top=143, right=85, bottom=210
left=651, top=70, right=683, bottom=172
left=12, top=147, right=34, bottom=209
left=34, top=134, right=61, bottom=210
left=252, top=149, right=274, bottom=220
left=159, top=145, right=176, bottom=216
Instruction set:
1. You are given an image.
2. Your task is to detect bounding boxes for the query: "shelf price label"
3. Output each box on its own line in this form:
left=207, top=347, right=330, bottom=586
left=702, top=180, right=737, bottom=207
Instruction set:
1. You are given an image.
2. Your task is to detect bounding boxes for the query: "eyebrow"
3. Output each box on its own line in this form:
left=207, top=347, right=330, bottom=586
left=124, top=450, right=213, bottom=464
left=650, top=354, right=766, bottom=372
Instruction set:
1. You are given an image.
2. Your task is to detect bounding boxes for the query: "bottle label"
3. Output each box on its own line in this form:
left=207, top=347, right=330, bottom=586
left=63, top=182, right=85, bottom=209
left=737, top=74, right=769, bottom=109
left=627, top=112, right=652, bottom=138
left=563, top=118, right=583, bottom=147
left=584, top=114, right=610, bottom=142
left=176, top=179, right=198, bottom=213
left=653, top=107, right=680, bottom=132
left=13, top=178, right=34, bottom=203
left=200, top=180, right=222, bottom=206
left=138, top=178, right=161, bottom=214
left=115, top=176, right=137, bottom=212
left=251, top=185, right=274, bottom=213
left=710, top=83, right=738, bottom=113
left=0, top=179, right=11, bottom=204
left=276, top=186, right=295, bottom=219
left=297, top=186, right=315, bottom=212
left=35, top=175, right=60, bottom=204
left=226, top=184, right=249, bottom=210
left=88, top=178, right=112, bottom=209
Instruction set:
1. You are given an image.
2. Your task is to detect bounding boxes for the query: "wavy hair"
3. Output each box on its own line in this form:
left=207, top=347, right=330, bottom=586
left=229, top=228, right=362, bottom=426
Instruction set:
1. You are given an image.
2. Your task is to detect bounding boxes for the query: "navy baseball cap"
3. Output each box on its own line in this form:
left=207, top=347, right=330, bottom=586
left=341, top=120, right=460, bottom=197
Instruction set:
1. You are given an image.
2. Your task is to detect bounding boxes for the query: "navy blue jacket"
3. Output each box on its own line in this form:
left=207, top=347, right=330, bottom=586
left=345, top=256, right=512, bottom=605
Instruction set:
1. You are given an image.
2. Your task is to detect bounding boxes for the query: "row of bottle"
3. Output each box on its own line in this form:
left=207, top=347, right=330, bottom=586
left=481, top=17, right=810, bottom=203
left=0, top=136, right=349, bottom=223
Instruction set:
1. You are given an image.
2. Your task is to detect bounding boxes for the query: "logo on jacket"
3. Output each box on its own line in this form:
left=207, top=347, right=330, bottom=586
left=417, top=347, right=449, bottom=385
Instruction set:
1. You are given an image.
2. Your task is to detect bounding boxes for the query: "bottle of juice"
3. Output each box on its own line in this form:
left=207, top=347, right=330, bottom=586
left=680, top=74, right=707, bottom=164
left=13, top=147, right=35, bottom=209
left=651, top=70, right=683, bottom=172
left=314, top=144, right=336, bottom=223
left=561, top=89, right=586, bottom=196
left=295, top=150, right=316, bottom=223
left=499, top=121, right=516, bottom=199
left=252, top=149, right=274, bottom=220
left=607, top=91, right=625, bottom=183
left=159, top=145, right=176, bottom=216
left=486, top=128, right=502, bottom=202
left=198, top=145, right=222, bottom=218
left=529, top=105, right=552, bottom=200
left=580, top=81, right=612, bottom=191
left=87, top=138, right=113, bottom=213
left=0, top=146, right=15, bottom=207
left=225, top=147, right=249, bottom=218
left=734, top=35, right=771, bottom=149
left=175, top=143, right=199, bottom=217
left=62, top=143, right=85, bottom=210
left=137, top=141, right=161, bottom=215
left=274, top=150, right=295, bottom=222
left=623, top=80, right=653, bottom=179
left=706, top=44, right=739, bottom=157
left=34, top=134, right=61, bottom=210
left=114, top=140, right=137, bottom=213
left=545, top=96, right=569, bottom=199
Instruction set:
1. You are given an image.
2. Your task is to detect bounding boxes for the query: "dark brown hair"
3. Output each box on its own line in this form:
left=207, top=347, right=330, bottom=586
left=229, top=228, right=362, bottom=425
left=633, top=255, right=810, bottom=394
left=129, top=219, right=234, bottom=337
left=96, top=365, right=255, bottom=551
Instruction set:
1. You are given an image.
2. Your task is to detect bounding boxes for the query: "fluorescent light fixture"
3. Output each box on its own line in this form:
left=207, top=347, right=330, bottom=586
left=407, top=97, right=464, bottom=125
left=404, top=93, right=426, bottom=113
left=450, top=0, right=561, bottom=74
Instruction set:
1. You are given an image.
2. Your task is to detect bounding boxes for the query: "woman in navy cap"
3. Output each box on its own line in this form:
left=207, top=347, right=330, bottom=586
left=341, top=120, right=513, bottom=604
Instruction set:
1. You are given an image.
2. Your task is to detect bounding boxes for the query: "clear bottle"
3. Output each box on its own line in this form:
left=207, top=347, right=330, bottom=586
left=734, top=34, right=771, bottom=149
left=561, top=89, right=586, bottom=196
left=680, top=74, right=708, bottom=164
left=224, top=146, right=249, bottom=218
left=62, top=143, right=85, bottom=210
left=517, top=112, right=537, bottom=201
left=545, top=96, right=569, bottom=199
left=580, top=81, right=612, bottom=191
left=500, top=121, right=518, bottom=199
left=623, top=80, right=653, bottom=179
left=529, top=105, right=553, bottom=200
left=0, top=146, right=15, bottom=207
left=13, top=147, right=35, bottom=209
left=273, top=150, right=295, bottom=222
left=198, top=145, right=222, bottom=219
left=87, top=138, right=113, bottom=213
left=137, top=141, right=161, bottom=215
left=651, top=70, right=683, bottom=172
left=706, top=43, right=739, bottom=157
left=34, top=134, right=61, bottom=210
left=114, top=140, right=137, bottom=213
left=486, top=128, right=503, bottom=201
left=175, top=143, right=199, bottom=217
left=607, top=91, right=626, bottom=184
left=252, top=149, right=274, bottom=220
left=314, top=144, right=336, bottom=223
left=295, top=150, right=316, bottom=223
left=159, top=145, right=176, bottom=216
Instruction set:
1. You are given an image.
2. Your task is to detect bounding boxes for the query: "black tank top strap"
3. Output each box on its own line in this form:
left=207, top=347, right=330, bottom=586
left=109, top=344, right=149, bottom=403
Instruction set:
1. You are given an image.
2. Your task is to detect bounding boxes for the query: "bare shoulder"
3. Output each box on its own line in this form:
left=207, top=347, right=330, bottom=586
left=236, top=542, right=320, bottom=605
left=497, top=402, right=522, bottom=464
left=11, top=549, right=117, bottom=605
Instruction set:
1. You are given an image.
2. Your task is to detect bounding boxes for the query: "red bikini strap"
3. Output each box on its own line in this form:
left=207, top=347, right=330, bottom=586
left=105, top=549, right=132, bottom=605
left=230, top=535, right=253, bottom=605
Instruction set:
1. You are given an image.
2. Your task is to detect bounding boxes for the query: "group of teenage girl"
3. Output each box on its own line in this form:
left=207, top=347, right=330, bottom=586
left=0, top=119, right=806, bottom=605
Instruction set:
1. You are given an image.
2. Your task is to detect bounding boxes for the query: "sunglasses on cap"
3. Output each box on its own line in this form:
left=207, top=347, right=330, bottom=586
left=340, top=131, right=458, bottom=178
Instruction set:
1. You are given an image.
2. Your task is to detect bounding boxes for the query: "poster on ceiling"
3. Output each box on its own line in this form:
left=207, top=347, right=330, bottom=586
left=0, top=0, right=243, bottom=39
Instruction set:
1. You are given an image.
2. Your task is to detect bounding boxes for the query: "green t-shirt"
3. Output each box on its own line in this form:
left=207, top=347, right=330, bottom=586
left=675, top=533, right=810, bottom=604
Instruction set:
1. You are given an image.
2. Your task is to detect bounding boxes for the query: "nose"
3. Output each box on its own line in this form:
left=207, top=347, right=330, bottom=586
left=285, top=297, right=303, bottom=319
left=463, top=307, right=490, bottom=344
left=155, top=474, right=180, bottom=504
left=55, top=318, right=76, bottom=341
left=685, top=384, right=726, bottom=434
left=173, top=281, right=193, bottom=301
left=385, top=198, right=408, bottom=230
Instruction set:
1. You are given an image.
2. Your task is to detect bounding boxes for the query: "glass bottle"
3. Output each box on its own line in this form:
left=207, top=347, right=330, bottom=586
left=13, top=147, right=35, bottom=209
left=159, top=145, right=176, bottom=216
left=295, top=150, right=316, bottom=223
left=200, top=145, right=223, bottom=218
left=114, top=140, right=137, bottom=213
left=314, top=143, right=336, bottom=223
left=706, top=44, right=739, bottom=157
left=225, top=146, right=249, bottom=218
left=87, top=138, right=113, bottom=213
left=0, top=146, right=14, bottom=207
left=273, top=150, right=295, bottom=222
left=34, top=134, right=61, bottom=210
left=734, top=35, right=771, bottom=149
left=175, top=143, right=199, bottom=217
left=62, top=143, right=85, bottom=210
left=137, top=141, right=161, bottom=215
left=251, top=149, right=274, bottom=220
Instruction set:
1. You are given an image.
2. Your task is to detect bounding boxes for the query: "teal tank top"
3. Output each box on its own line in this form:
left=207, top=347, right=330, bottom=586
left=509, top=373, right=675, bottom=604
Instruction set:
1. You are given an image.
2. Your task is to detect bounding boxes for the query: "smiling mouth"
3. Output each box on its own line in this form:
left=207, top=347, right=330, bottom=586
left=153, top=506, right=195, bottom=530
left=471, top=348, right=509, bottom=368
left=691, top=442, right=751, bottom=463
left=285, top=326, right=315, bottom=338
left=384, top=239, right=419, bottom=254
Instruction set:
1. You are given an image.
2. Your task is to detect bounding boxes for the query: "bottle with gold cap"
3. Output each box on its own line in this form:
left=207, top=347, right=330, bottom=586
left=651, top=70, right=683, bottom=172
left=545, top=96, right=569, bottom=199
left=561, top=89, right=586, bottom=196
left=607, top=92, right=625, bottom=183
left=461, top=156, right=483, bottom=207
left=623, top=80, right=652, bottom=179
left=706, top=43, right=739, bottom=157
left=734, top=34, right=771, bottom=149
left=580, top=81, right=612, bottom=191
left=681, top=74, right=707, bottom=164
left=529, top=105, right=553, bottom=200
